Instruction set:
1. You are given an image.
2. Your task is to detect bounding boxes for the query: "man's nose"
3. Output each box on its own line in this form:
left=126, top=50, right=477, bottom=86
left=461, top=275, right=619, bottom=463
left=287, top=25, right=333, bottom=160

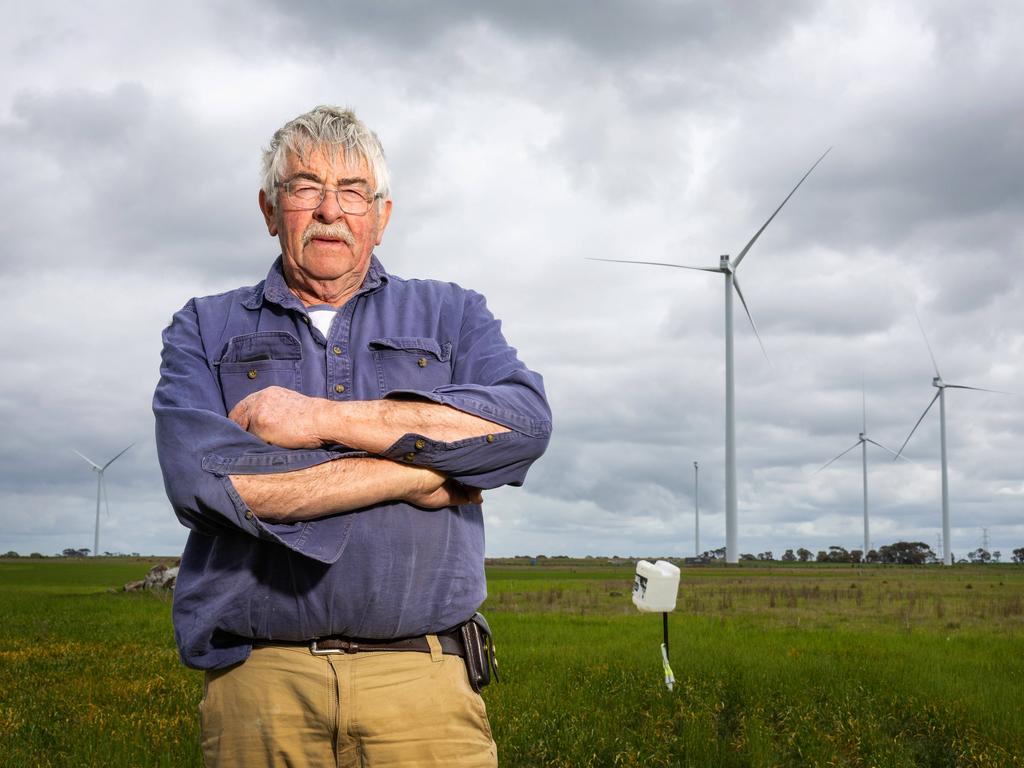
left=314, top=189, right=345, bottom=223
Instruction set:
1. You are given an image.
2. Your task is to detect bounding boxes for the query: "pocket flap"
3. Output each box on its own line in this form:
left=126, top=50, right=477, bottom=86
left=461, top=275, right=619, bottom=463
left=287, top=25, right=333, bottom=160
left=217, top=332, right=302, bottom=364
left=368, top=336, right=451, bottom=362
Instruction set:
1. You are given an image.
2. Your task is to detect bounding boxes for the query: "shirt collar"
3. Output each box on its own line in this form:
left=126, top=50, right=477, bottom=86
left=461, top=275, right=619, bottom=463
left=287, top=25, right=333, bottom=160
left=242, top=254, right=390, bottom=311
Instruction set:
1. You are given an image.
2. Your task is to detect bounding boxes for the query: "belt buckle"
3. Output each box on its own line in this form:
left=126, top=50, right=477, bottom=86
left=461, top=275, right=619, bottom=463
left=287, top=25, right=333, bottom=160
left=310, top=639, right=359, bottom=655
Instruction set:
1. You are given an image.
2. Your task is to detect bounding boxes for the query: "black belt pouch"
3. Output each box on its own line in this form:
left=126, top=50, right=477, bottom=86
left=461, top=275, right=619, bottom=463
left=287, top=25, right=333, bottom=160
left=460, top=612, right=499, bottom=693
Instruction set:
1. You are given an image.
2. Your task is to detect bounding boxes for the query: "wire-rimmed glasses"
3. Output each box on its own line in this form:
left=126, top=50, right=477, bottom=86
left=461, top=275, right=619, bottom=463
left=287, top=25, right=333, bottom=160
left=275, top=180, right=382, bottom=215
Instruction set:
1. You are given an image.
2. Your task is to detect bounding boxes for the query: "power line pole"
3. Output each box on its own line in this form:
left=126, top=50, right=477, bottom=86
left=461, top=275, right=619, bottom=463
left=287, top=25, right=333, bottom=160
left=693, top=461, right=700, bottom=557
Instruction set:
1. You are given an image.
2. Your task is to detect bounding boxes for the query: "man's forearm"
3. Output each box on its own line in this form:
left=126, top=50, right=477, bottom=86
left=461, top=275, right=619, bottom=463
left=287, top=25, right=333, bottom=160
left=317, top=400, right=509, bottom=454
left=230, top=456, right=482, bottom=522
left=231, top=458, right=415, bottom=522
left=229, top=388, right=510, bottom=454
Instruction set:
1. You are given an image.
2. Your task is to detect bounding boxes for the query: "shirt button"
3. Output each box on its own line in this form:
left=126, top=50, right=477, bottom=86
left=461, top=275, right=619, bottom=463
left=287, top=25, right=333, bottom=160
left=414, top=439, right=426, bottom=450
left=302, top=316, right=310, bottom=324
left=247, top=369, right=258, bottom=380
left=417, top=357, right=428, bottom=368
left=332, top=345, right=343, bottom=356
left=334, top=384, right=345, bottom=394
left=244, top=510, right=254, bottom=520
left=404, top=452, right=416, bottom=462
left=486, top=434, right=495, bottom=443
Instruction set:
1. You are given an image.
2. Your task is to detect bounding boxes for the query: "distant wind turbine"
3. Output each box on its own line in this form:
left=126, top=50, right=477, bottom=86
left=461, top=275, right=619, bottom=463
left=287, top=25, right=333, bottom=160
left=816, top=383, right=908, bottom=556
left=74, top=444, right=133, bottom=557
left=897, top=313, right=1010, bottom=566
left=590, top=149, right=830, bottom=563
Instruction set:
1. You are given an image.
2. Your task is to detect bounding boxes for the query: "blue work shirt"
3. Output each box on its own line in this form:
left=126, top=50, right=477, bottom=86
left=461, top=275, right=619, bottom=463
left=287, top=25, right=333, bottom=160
left=153, top=255, right=551, bottom=670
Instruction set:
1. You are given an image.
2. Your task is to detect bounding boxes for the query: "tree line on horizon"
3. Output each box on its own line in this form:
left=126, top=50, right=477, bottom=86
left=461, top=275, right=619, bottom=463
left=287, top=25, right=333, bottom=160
left=5, top=544, right=1024, bottom=564
left=1, top=548, right=145, bottom=559
left=695, top=542, right=1024, bottom=565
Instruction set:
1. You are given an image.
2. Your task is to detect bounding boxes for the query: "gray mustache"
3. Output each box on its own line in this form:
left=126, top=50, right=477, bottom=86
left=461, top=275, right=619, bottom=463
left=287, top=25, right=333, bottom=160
left=303, top=222, right=356, bottom=247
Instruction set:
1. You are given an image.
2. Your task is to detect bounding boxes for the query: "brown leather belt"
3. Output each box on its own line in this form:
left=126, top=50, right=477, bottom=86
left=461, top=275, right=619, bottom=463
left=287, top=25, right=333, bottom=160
left=256, top=629, right=465, bottom=657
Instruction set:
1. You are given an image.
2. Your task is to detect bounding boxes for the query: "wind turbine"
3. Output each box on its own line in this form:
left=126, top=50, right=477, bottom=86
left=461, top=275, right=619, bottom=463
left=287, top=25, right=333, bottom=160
left=590, top=149, right=830, bottom=563
left=74, top=444, right=133, bottom=557
left=897, top=313, right=1009, bottom=566
left=816, top=383, right=907, bottom=557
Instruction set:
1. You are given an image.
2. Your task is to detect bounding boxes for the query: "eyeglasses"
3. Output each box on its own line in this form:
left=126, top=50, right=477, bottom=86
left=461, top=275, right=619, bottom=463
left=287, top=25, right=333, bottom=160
left=275, top=180, right=382, bottom=215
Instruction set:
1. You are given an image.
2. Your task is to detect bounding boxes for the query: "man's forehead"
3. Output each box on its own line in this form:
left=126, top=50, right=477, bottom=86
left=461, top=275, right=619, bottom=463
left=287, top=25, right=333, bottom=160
left=284, top=146, right=374, bottom=185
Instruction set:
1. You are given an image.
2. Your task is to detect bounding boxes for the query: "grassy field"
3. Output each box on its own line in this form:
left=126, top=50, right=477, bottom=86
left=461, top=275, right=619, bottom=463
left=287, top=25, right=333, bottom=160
left=0, top=558, right=1022, bottom=767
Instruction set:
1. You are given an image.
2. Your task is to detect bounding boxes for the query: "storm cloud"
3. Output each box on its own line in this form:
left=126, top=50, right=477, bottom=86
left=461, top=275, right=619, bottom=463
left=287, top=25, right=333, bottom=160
left=2, top=1, right=1022, bottom=559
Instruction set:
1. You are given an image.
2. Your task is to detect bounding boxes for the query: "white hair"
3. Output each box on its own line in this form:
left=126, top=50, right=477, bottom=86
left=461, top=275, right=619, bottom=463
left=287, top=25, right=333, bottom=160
left=261, top=105, right=391, bottom=208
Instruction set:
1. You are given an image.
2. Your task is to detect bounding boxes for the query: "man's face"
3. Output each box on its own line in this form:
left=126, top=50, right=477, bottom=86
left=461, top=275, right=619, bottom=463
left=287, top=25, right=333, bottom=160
left=259, top=147, right=392, bottom=296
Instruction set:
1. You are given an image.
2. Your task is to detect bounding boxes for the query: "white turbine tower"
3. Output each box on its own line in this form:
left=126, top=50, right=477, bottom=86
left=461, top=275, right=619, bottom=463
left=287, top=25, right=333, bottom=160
left=74, top=444, right=133, bottom=557
left=816, top=384, right=907, bottom=557
left=590, top=149, right=830, bottom=563
left=897, top=314, right=1009, bottom=566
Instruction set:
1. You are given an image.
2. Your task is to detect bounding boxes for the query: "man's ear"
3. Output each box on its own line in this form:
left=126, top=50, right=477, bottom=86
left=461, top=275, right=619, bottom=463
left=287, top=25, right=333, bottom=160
left=375, top=198, right=393, bottom=246
left=259, top=189, right=278, bottom=237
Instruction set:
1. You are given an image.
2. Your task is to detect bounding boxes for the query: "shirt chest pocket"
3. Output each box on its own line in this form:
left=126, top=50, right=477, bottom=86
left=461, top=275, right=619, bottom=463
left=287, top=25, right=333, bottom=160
left=216, top=332, right=302, bottom=413
left=369, top=337, right=453, bottom=396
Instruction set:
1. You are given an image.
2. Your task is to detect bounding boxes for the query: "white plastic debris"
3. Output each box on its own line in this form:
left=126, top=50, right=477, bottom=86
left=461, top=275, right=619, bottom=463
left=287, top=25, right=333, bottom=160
left=631, top=559, right=680, bottom=613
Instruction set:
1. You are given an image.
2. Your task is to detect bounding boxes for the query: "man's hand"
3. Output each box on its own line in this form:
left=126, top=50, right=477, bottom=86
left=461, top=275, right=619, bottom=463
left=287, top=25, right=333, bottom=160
left=404, top=466, right=484, bottom=509
left=229, top=386, right=325, bottom=449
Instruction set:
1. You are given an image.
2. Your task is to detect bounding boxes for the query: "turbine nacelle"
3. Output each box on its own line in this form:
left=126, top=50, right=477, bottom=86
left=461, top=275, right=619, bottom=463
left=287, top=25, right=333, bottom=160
left=719, top=254, right=732, bottom=272
left=932, top=376, right=944, bottom=388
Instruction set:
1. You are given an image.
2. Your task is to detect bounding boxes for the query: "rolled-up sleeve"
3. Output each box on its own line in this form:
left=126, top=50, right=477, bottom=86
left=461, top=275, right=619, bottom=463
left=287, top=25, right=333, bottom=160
left=153, top=301, right=354, bottom=563
left=380, top=290, right=551, bottom=488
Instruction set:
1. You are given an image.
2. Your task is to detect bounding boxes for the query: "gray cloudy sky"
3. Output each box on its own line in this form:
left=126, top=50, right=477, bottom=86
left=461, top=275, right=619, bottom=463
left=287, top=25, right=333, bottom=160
left=2, top=1, right=1022, bottom=559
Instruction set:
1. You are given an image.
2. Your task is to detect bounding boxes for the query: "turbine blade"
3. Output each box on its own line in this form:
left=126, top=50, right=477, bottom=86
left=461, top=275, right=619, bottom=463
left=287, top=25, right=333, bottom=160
left=732, top=276, right=771, bottom=366
left=912, top=307, right=942, bottom=378
left=944, top=383, right=1017, bottom=396
left=861, top=375, right=867, bottom=434
left=815, top=440, right=861, bottom=474
left=865, top=437, right=914, bottom=463
left=895, top=391, right=940, bottom=459
left=586, top=257, right=722, bottom=273
left=74, top=449, right=101, bottom=470
left=733, top=147, right=831, bottom=268
left=102, top=443, right=134, bottom=471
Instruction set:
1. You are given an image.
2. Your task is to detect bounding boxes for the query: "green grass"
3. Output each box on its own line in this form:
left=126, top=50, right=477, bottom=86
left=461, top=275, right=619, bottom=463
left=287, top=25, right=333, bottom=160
left=1, top=558, right=1022, bottom=766
left=0, top=559, right=197, bottom=767
left=483, top=564, right=1024, bottom=767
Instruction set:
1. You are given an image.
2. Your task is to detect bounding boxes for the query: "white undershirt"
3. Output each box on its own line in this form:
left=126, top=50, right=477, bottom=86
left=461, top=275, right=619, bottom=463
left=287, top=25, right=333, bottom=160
left=306, top=306, right=338, bottom=337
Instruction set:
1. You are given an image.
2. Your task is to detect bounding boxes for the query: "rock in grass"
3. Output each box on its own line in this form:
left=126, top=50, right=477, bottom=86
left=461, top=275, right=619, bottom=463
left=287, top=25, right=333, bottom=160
left=123, top=561, right=180, bottom=592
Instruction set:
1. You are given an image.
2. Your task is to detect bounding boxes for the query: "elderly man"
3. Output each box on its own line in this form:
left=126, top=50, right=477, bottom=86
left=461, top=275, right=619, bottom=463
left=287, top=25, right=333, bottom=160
left=153, top=105, right=551, bottom=767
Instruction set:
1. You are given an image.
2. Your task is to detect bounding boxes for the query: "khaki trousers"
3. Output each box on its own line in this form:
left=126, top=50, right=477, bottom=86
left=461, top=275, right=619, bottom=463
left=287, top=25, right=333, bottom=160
left=200, top=640, right=498, bottom=767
